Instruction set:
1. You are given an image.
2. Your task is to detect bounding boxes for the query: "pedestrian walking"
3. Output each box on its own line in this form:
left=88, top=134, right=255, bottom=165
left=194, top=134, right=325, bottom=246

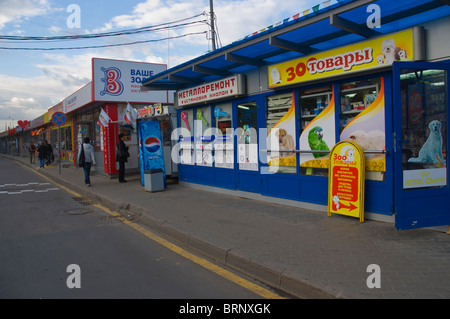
left=46, top=141, right=53, bottom=166
left=28, top=141, right=36, bottom=164
left=116, top=133, right=129, bottom=183
left=37, top=141, right=47, bottom=168
left=78, top=137, right=96, bottom=187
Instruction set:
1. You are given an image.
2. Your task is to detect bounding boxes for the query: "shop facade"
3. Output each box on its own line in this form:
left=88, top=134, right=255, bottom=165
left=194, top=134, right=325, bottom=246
left=142, top=0, right=450, bottom=230
left=63, top=58, right=173, bottom=177
left=0, top=58, right=173, bottom=178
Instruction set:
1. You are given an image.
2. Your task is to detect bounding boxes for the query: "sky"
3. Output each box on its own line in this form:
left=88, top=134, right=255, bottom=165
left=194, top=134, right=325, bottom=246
left=0, top=0, right=335, bottom=131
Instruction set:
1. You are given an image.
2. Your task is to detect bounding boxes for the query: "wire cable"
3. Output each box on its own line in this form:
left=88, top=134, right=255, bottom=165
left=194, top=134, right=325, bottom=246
left=0, top=12, right=208, bottom=41
left=0, top=31, right=208, bottom=50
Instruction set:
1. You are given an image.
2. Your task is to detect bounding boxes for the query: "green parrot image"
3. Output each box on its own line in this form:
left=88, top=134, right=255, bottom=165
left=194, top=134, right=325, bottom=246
left=308, top=126, right=329, bottom=158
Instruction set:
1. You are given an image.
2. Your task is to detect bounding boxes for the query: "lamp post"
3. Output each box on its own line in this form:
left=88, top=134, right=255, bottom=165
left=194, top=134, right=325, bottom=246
left=209, top=0, right=216, bottom=51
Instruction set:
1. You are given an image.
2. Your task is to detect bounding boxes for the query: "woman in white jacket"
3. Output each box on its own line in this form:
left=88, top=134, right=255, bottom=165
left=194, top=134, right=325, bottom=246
left=78, top=137, right=96, bottom=187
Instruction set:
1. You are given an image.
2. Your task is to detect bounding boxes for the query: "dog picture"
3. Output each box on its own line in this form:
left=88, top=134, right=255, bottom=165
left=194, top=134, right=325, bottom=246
left=270, top=67, right=282, bottom=85
left=276, top=128, right=295, bottom=156
left=398, top=49, right=407, bottom=60
left=377, top=54, right=384, bottom=65
left=381, top=38, right=397, bottom=64
left=381, top=38, right=405, bottom=64
left=408, top=120, right=446, bottom=165
left=348, top=130, right=385, bottom=151
left=332, top=195, right=340, bottom=211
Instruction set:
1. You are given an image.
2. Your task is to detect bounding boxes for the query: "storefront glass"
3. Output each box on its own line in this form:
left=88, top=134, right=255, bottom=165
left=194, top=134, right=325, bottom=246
left=339, top=77, right=386, bottom=181
left=195, top=106, right=213, bottom=167
left=266, top=92, right=296, bottom=174
left=400, top=69, right=448, bottom=189
left=179, top=108, right=194, bottom=165
left=299, top=85, right=333, bottom=176
left=237, top=101, right=258, bottom=171
left=213, top=103, right=233, bottom=169
left=339, top=78, right=381, bottom=132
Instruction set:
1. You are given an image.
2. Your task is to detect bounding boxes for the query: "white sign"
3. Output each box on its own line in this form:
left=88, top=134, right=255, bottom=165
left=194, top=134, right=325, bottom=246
left=177, top=75, right=245, bottom=107
left=92, top=58, right=169, bottom=103
left=64, top=82, right=92, bottom=113
left=403, top=168, right=447, bottom=189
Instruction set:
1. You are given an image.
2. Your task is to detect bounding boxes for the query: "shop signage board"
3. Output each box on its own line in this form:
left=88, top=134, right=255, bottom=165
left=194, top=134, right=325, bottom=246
left=328, top=141, right=365, bottom=222
left=64, top=82, right=92, bottom=114
left=403, top=168, right=447, bottom=189
left=268, top=29, right=414, bottom=88
left=176, top=75, right=246, bottom=107
left=92, top=58, right=170, bottom=104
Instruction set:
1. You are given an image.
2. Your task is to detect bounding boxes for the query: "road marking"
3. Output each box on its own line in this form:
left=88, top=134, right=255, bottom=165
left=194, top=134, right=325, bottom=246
left=0, top=182, right=50, bottom=187
left=21, top=162, right=284, bottom=299
left=0, top=181, right=59, bottom=195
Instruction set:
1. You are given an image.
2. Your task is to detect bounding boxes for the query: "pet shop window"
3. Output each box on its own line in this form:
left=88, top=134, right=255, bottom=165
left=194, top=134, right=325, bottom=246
left=266, top=92, right=296, bottom=174
left=339, top=78, right=381, bottom=133
left=298, top=86, right=333, bottom=177
left=400, top=69, right=448, bottom=189
left=339, top=77, right=386, bottom=182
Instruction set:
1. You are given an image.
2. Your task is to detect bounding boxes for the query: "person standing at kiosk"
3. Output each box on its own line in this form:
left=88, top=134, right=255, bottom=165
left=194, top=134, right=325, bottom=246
left=116, top=133, right=129, bottom=183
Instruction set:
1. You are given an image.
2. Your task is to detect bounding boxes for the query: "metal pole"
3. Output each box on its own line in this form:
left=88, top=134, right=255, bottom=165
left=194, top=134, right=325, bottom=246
left=58, top=127, right=61, bottom=175
left=209, top=0, right=216, bottom=51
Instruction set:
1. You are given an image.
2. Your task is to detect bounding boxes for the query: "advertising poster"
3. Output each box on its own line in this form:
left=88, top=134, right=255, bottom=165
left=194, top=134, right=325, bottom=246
left=138, top=120, right=166, bottom=187
left=299, top=90, right=336, bottom=169
left=340, top=78, right=386, bottom=173
left=268, top=29, right=413, bottom=88
left=92, top=58, right=169, bottom=104
left=267, top=92, right=297, bottom=170
left=328, top=141, right=365, bottom=222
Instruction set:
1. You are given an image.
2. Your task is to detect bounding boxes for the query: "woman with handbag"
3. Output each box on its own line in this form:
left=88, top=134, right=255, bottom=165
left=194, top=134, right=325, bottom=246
left=78, top=137, right=96, bottom=187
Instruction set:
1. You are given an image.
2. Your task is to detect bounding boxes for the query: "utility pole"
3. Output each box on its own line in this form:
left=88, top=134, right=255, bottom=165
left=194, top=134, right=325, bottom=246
left=209, top=0, right=216, bottom=51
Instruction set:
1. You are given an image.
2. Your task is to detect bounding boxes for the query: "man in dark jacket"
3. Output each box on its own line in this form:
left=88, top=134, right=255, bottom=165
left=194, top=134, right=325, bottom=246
left=116, top=133, right=129, bottom=183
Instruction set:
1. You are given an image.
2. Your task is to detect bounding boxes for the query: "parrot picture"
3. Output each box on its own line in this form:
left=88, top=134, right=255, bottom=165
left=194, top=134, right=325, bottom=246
left=308, top=126, right=329, bottom=158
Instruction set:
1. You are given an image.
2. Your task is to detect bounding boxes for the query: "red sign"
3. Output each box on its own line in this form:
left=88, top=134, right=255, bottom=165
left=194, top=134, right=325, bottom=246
left=177, top=75, right=244, bottom=106
left=328, top=141, right=365, bottom=222
left=17, top=120, right=30, bottom=129
left=102, top=104, right=118, bottom=175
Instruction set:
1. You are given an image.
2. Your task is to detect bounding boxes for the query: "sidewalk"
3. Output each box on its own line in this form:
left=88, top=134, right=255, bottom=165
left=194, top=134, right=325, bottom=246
left=3, top=154, right=450, bottom=299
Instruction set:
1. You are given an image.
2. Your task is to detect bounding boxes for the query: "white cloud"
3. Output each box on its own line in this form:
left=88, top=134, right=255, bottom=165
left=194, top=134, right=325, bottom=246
left=92, top=0, right=313, bottom=50
left=0, top=0, right=52, bottom=30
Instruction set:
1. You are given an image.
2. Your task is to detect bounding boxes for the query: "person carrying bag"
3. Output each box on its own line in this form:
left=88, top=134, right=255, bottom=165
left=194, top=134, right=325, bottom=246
left=78, top=137, right=96, bottom=187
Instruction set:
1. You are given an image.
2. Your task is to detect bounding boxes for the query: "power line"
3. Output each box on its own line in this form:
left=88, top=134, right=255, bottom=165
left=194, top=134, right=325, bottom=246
left=0, top=12, right=208, bottom=42
left=0, top=31, right=208, bottom=51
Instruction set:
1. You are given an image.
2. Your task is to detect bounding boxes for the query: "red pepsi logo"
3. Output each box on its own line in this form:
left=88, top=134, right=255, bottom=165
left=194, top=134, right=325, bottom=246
left=144, top=136, right=161, bottom=153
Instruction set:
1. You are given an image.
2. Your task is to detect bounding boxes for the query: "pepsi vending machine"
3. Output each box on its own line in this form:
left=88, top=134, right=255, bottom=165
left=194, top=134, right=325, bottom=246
left=138, top=120, right=166, bottom=188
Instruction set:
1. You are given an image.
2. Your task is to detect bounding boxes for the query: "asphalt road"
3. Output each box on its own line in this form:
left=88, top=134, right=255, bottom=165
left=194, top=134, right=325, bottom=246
left=0, top=158, right=275, bottom=299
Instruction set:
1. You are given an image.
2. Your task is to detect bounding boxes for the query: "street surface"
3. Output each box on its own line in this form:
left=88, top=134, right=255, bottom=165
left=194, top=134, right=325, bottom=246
left=0, top=158, right=274, bottom=299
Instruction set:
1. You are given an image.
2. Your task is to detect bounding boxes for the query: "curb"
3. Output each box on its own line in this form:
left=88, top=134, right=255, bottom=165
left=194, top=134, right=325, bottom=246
left=7, top=155, right=340, bottom=299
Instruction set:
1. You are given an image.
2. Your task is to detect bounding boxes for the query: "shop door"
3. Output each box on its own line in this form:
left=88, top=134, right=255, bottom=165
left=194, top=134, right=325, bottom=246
left=393, top=62, right=450, bottom=230
left=236, top=99, right=260, bottom=192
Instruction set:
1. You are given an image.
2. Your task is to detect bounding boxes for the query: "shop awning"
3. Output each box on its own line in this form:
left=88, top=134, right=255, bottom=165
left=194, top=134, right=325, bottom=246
left=141, top=0, right=450, bottom=91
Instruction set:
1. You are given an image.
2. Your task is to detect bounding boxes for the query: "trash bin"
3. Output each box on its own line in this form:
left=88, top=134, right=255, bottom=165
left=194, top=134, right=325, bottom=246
left=144, top=169, right=165, bottom=192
